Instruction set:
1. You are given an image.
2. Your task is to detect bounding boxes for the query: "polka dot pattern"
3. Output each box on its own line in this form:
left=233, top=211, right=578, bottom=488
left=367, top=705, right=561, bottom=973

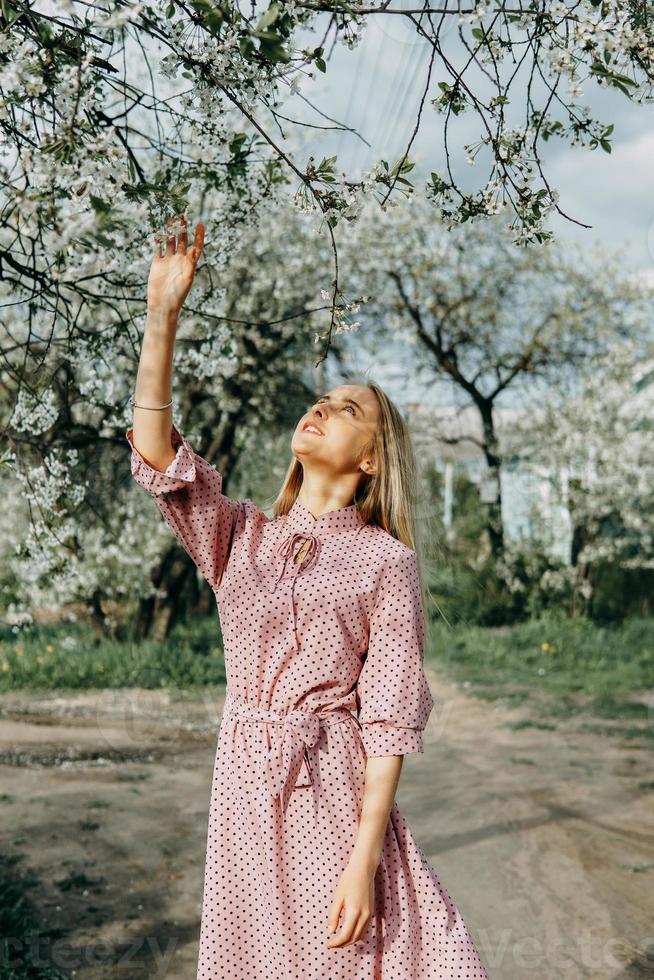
left=126, top=424, right=489, bottom=979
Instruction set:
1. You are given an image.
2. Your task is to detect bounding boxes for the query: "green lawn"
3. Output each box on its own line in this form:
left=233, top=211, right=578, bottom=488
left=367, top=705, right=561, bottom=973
left=0, top=617, right=227, bottom=693
left=428, top=609, right=654, bottom=724
left=0, top=611, right=652, bottom=727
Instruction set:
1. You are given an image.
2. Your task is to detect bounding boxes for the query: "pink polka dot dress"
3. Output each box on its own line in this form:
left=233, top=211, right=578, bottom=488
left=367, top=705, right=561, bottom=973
left=126, top=423, right=489, bottom=980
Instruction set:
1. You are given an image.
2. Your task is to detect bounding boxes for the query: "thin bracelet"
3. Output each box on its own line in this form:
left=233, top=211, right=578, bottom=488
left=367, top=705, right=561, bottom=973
left=130, top=394, right=173, bottom=411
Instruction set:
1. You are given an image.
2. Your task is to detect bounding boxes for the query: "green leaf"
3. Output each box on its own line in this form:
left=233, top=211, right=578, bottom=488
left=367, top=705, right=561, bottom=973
left=93, top=232, right=115, bottom=248
left=609, top=70, right=638, bottom=87
left=256, top=1, right=282, bottom=33
left=89, top=194, right=111, bottom=214
left=0, top=0, right=22, bottom=28
left=190, top=0, right=225, bottom=36
left=258, top=38, right=290, bottom=64
left=239, top=36, right=255, bottom=59
left=229, top=133, right=247, bottom=152
left=600, top=139, right=612, bottom=153
left=590, top=61, right=637, bottom=89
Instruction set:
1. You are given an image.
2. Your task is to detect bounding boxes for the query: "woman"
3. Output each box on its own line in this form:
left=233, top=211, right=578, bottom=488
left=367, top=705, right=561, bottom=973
left=126, top=214, right=489, bottom=979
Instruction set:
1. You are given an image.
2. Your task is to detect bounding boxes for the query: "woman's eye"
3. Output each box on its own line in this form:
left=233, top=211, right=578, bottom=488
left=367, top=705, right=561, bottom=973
left=313, top=399, right=355, bottom=416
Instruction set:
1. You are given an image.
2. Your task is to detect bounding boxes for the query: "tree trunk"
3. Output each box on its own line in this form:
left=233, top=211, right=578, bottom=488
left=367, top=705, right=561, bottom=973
left=569, top=486, right=591, bottom=618
left=478, top=400, right=505, bottom=559
left=133, top=545, right=196, bottom=641
left=87, top=588, right=107, bottom=639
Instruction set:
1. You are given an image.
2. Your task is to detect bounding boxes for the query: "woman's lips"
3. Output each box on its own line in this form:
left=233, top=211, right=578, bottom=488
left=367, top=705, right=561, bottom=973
left=303, top=423, right=324, bottom=435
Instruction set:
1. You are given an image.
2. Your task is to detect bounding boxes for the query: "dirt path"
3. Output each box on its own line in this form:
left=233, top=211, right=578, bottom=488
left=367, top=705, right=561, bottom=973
left=0, top=669, right=652, bottom=979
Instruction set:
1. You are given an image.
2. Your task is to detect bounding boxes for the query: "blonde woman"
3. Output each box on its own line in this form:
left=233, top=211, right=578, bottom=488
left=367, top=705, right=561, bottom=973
left=127, top=215, right=489, bottom=979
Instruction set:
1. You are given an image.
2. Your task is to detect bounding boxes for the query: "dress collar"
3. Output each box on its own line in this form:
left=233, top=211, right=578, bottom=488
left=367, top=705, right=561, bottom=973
left=282, top=497, right=366, bottom=538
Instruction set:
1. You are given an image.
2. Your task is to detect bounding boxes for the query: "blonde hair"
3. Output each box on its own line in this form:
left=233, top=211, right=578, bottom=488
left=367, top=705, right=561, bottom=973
left=271, top=375, right=428, bottom=602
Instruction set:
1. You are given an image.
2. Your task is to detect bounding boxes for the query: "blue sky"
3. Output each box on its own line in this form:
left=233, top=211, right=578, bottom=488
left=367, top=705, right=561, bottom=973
left=290, top=15, right=654, bottom=281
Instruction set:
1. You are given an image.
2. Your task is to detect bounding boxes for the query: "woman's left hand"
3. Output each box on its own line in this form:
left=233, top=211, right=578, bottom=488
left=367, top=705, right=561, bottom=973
left=325, top=853, right=377, bottom=948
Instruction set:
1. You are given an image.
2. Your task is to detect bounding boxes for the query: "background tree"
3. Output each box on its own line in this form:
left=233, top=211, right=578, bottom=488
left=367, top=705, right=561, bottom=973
left=513, top=341, right=654, bottom=617
left=3, top=203, right=335, bottom=638
left=2, top=0, right=653, bottom=632
left=339, top=197, right=654, bottom=560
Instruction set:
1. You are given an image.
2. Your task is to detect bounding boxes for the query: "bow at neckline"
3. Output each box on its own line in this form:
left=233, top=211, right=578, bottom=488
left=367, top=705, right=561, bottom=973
left=268, top=499, right=366, bottom=650
left=269, top=531, right=320, bottom=594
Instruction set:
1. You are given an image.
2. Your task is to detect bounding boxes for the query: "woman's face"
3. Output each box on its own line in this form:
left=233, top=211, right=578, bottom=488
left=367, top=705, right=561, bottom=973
left=292, top=384, right=380, bottom=477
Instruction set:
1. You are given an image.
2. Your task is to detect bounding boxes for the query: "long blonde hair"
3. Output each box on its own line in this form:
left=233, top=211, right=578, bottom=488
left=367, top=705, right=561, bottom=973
left=271, top=375, right=428, bottom=602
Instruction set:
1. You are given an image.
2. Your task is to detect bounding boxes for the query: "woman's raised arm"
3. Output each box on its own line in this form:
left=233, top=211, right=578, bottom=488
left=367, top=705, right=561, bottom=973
left=130, top=214, right=205, bottom=465
left=126, top=215, right=244, bottom=594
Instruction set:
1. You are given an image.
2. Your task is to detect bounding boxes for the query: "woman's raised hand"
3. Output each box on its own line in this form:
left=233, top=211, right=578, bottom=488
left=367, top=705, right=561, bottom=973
left=147, top=213, right=205, bottom=317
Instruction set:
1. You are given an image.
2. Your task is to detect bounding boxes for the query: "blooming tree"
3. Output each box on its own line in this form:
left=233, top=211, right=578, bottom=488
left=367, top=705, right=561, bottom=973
left=1, top=0, right=653, bottom=631
left=512, top=342, right=654, bottom=611
left=336, top=196, right=654, bottom=559
left=2, top=0, right=653, bottom=357
left=2, top=202, right=331, bottom=635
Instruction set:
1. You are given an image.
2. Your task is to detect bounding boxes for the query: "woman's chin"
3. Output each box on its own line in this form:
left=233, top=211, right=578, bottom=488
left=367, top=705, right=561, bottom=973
left=293, top=433, right=326, bottom=454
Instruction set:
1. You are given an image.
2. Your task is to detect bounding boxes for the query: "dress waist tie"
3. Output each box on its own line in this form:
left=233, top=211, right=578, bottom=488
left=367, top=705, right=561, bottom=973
left=223, top=690, right=357, bottom=819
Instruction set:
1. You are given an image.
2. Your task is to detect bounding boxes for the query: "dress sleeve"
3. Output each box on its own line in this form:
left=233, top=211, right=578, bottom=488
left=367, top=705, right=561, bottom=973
left=356, top=547, right=434, bottom=757
left=125, top=424, right=242, bottom=592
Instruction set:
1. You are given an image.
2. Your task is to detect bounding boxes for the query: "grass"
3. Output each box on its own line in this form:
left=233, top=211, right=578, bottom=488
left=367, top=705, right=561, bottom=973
left=0, top=616, right=227, bottom=692
left=427, top=609, right=654, bottom=724
left=0, top=609, right=652, bottom=728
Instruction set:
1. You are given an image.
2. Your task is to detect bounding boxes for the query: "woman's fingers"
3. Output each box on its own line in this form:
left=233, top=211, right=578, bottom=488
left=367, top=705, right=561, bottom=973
left=326, top=903, right=360, bottom=947
left=349, top=909, right=372, bottom=945
left=151, top=214, right=203, bottom=266
left=191, top=221, right=204, bottom=263
left=326, top=901, right=372, bottom=948
left=177, top=214, right=188, bottom=254
left=165, top=216, right=176, bottom=256
left=327, top=895, right=344, bottom=936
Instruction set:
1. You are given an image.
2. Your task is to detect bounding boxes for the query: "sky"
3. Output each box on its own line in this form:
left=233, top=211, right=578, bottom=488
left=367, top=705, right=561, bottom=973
left=288, top=14, right=654, bottom=281
left=275, top=12, right=654, bottom=413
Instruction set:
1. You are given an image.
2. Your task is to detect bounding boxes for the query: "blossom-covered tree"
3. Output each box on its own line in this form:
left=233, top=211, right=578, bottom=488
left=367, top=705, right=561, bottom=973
left=513, top=342, right=654, bottom=613
left=337, top=196, right=654, bottom=559
left=2, top=1, right=653, bottom=356
left=1, top=0, right=652, bottom=631
left=2, top=203, right=331, bottom=636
